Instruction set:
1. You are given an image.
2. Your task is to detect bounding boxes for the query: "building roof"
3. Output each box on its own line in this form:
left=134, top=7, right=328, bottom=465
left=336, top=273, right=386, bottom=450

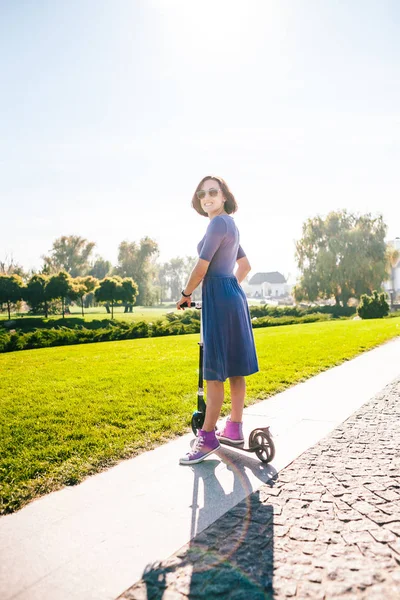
left=248, top=272, right=287, bottom=285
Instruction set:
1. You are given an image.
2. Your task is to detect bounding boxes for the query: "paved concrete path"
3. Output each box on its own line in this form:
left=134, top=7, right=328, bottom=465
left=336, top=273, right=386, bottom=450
left=120, top=378, right=400, bottom=600
left=0, top=338, right=399, bottom=600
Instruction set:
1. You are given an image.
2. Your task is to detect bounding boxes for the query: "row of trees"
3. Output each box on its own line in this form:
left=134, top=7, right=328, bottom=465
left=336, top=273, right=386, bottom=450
left=0, top=272, right=139, bottom=320
left=2, top=235, right=197, bottom=308
left=41, top=235, right=158, bottom=305
left=2, top=210, right=399, bottom=312
left=42, top=235, right=200, bottom=304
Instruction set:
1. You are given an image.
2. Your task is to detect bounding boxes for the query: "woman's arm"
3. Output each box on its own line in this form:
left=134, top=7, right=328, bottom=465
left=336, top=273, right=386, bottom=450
left=176, top=258, right=209, bottom=309
left=235, top=256, right=251, bottom=284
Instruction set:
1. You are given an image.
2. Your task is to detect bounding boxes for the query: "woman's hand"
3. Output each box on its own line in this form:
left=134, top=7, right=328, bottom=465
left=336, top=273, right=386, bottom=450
left=176, top=295, right=192, bottom=310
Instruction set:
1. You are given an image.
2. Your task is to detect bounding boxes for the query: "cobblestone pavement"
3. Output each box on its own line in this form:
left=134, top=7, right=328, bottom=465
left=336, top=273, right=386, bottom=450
left=118, top=378, right=400, bottom=600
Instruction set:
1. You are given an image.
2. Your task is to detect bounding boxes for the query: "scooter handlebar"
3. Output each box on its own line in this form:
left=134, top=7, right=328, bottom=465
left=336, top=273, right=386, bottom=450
left=181, top=301, right=202, bottom=309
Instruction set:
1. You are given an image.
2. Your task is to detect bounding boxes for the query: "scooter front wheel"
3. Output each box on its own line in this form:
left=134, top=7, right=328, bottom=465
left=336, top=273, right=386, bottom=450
left=191, top=411, right=205, bottom=436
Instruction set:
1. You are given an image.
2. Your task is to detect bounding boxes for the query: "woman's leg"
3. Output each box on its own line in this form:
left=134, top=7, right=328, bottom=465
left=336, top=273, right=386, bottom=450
left=229, top=376, right=246, bottom=422
left=202, top=380, right=224, bottom=431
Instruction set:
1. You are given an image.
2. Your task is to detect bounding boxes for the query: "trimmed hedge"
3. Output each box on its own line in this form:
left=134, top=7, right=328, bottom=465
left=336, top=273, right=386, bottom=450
left=249, top=304, right=356, bottom=319
left=0, top=317, right=202, bottom=353
left=0, top=311, right=335, bottom=354
left=0, top=317, right=114, bottom=332
left=251, top=313, right=332, bottom=328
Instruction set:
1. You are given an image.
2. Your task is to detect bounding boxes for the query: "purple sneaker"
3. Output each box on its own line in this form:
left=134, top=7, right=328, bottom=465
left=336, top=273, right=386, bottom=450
left=179, top=429, right=220, bottom=465
left=216, top=417, right=244, bottom=445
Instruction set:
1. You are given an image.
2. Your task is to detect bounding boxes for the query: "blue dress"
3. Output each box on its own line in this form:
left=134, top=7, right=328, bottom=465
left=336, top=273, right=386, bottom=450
left=197, top=214, right=259, bottom=382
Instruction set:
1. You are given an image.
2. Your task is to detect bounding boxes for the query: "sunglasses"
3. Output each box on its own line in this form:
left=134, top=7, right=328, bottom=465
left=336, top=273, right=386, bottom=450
left=196, top=188, right=220, bottom=200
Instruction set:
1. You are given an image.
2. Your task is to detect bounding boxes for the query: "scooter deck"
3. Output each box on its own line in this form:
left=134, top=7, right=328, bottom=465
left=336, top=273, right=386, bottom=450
left=218, top=426, right=275, bottom=463
left=218, top=426, right=270, bottom=450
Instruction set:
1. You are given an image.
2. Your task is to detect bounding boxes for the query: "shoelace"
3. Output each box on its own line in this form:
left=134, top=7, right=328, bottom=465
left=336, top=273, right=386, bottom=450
left=189, top=435, right=204, bottom=455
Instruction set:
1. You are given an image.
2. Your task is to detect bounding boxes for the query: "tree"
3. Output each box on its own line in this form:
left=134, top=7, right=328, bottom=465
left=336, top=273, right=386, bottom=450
left=156, top=263, right=170, bottom=303
left=0, top=275, right=24, bottom=319
left=0, top=255, right=27, bottom=279
left=72, top=276, right=98, bottom=316
left=155, top=256, right=199, bottom=302
left=24, top=274, right=52, bottom=317
left=119, top=278, right=139, bottom=306
left=114, top=237, right=159, bottom=306
left=42, top=235, right=96, bottom=277
left=94, top=276, right=138, bottom=318
left=88, top=257, right=112, bottom=280
left=295, top=211, right=387, bottom=306
left=168, top=257, right=186, bottom=301
left=182, top=256, right=199, bottom=299
left=46, top=271, right=74, bottom=318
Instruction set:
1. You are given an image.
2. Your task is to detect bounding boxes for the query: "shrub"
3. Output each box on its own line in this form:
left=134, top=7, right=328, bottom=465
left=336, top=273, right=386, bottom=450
left=0, top=330, right=10, bottom=351
left=357, top=291, right=389, bottom=319
left=249, top=305, right=304, bottom=318
left=251, top=313, right=331, bottom=328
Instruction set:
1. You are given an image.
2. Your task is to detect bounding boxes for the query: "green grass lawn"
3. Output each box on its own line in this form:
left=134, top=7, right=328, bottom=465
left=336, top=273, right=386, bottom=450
left=1, top=317, right=399, bottom=514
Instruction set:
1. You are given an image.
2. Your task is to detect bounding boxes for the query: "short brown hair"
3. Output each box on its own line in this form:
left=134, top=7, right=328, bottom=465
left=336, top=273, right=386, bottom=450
left=191, top=175, right=238, bottom=217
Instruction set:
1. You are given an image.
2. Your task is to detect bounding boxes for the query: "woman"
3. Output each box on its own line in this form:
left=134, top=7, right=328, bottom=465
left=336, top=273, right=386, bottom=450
left=177, top=175, right=259, bottom=465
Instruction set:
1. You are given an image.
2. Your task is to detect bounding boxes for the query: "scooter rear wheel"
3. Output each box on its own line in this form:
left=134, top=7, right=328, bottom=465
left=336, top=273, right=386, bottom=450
left=250, top=430, right=275, bottom=463
left=191, top=411, right=205, bottom=436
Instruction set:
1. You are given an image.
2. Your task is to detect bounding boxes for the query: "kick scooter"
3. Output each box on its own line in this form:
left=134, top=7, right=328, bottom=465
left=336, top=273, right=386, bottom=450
left=184, top=301, right=275, bottom=464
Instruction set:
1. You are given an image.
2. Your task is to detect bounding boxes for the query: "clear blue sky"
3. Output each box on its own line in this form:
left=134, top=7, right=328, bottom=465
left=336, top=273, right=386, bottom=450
left=1, top=0, right=399, bottom=282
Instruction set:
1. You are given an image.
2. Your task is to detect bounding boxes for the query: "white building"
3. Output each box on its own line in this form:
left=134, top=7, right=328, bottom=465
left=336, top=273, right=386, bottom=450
left=243, top=271, right=289, bottom=298
left=383, top=237, right=400, bottom=297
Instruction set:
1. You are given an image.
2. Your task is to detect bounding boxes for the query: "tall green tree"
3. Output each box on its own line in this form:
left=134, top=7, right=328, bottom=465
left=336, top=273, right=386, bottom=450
left=0, top=256, right=27, bottom=278
left=94, top=276, right=138, bottom=318
left=114, top=237, right=159, bottom=306
left=295, top=211, right=387, bottom=306
left=89, top=257, right=112, bottom=280
left=155, top=256, right=198, bottom=302
left=156, top=263, right=170, bottom=303
left=0, top=275, right=24, bottom=319
left=46, top=271, right=74, bottom=318
left=183, top=256, right=198, bottom=298
left=24, top=274, right=52, bottom=317
left=168, top=257, right=186, bottom=301
left=43, top=235, right=96, bottom=277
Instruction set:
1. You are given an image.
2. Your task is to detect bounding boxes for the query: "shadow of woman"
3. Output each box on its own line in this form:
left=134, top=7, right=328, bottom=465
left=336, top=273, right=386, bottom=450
left=123, top=450, right=278, bottom=600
